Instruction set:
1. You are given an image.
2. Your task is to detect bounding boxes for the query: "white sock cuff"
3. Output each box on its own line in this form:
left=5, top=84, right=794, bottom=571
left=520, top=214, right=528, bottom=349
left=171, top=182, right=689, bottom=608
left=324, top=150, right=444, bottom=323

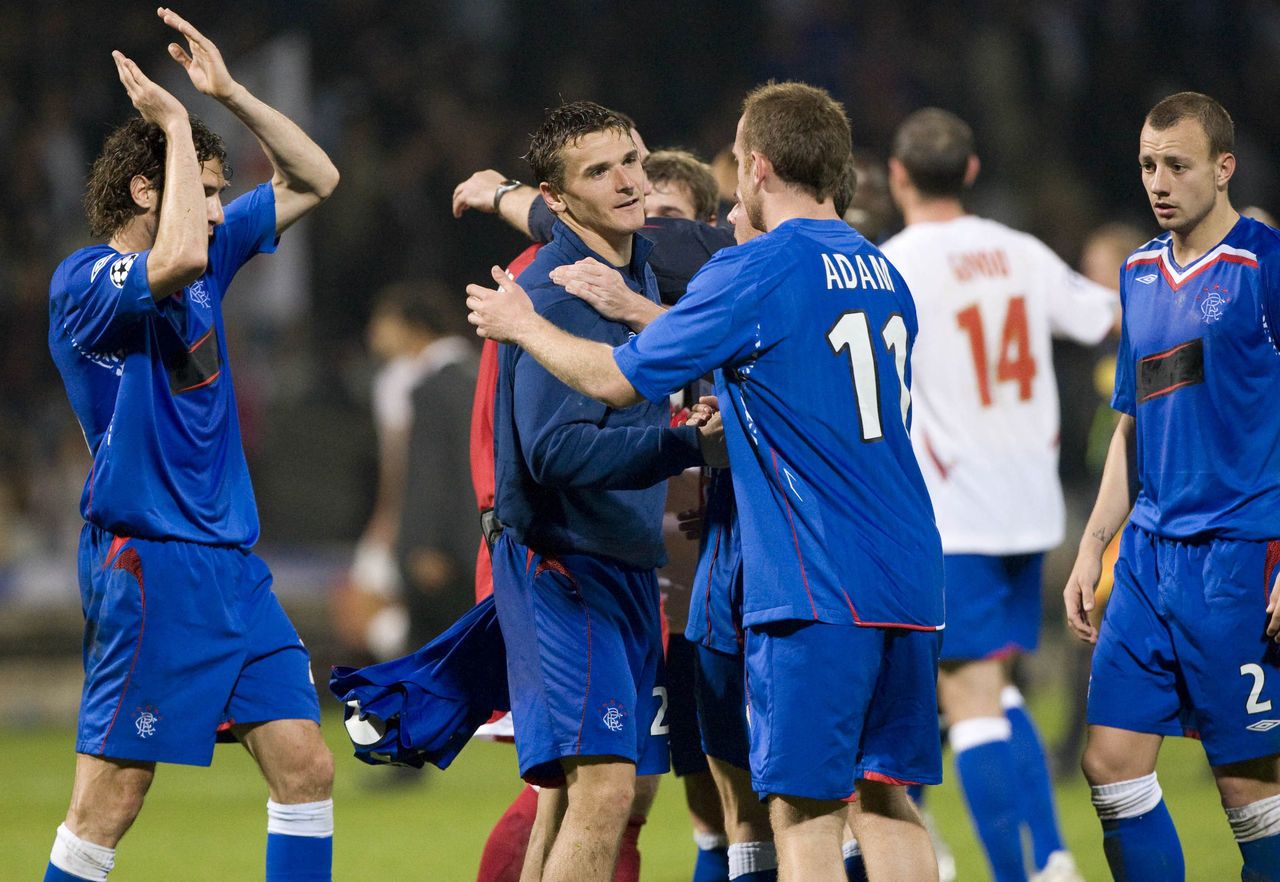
left=948, top=716, right=1012, bottom=753
left=267, top=799, right=334, bottom=838
left=1091, top=773, right=1162, bottom=820
left=51, top=823, right=115, bottom=882
left=693, top=830, right=728, bottom=851
left=842, top=838, right=862, bottom=859
left=1227, top=794, right=1280, bottom=843
left=1000, top=685, right=1025, bottom=710
left=727, top=840, right=778, bottom=877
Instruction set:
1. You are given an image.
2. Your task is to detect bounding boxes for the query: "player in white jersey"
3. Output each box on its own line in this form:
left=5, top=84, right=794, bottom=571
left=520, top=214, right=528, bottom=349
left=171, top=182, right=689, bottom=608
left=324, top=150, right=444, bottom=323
left=881, top=109, right=1116, bottom=882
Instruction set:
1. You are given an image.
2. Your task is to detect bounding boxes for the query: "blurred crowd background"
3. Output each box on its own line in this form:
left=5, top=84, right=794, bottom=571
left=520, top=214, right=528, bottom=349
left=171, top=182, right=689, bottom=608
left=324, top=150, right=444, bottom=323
left=2, top=0, right=1279, bottom=703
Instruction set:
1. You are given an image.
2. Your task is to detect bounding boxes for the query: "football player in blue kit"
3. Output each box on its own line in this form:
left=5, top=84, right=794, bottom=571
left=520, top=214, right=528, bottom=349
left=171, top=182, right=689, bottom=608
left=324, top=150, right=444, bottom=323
left=1065, top=92, right=1280, bottom=881
left=43, top=9, right=338, bottom=881
left=469, top=81, right=945, bottom=882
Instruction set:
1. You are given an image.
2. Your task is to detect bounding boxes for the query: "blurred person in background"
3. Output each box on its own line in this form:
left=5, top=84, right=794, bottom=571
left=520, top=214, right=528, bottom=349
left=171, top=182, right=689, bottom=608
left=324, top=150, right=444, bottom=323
left=1053, top=221, right=1148, bottom=780
left=882, top=108, right=1117, bottom=882
left=43, top=9, right=338, bottom=882
left=1065, top=91, right=1280, bottom=882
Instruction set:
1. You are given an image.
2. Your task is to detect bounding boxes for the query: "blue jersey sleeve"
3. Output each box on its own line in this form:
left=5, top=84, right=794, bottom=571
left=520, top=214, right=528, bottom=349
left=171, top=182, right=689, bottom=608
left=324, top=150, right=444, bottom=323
left=207, top=183, right=278, bottom=296
left=1111, top=277, right=1135, bottom=415
left=613, top=248, right=763, bottom=402
left=515, top=298, right=703, bottom=488
left=55, top=249, right=157, bottom=351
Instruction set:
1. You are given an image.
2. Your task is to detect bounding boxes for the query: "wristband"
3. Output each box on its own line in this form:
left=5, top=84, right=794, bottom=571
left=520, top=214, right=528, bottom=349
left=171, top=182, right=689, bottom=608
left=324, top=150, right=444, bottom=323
left=493, top=179, right=524, bottom=212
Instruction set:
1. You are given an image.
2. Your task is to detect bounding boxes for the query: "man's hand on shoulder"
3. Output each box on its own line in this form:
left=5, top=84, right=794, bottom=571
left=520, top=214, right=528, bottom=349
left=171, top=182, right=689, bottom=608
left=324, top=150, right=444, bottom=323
left=550, top=258, right=664, bottom=331
left=467, top=265, right=537, bottom=344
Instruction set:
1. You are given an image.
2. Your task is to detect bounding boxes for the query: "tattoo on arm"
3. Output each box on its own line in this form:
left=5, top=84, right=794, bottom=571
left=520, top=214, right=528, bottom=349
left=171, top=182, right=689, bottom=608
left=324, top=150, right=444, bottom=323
left=1090, top=526, right=1114, bottom=545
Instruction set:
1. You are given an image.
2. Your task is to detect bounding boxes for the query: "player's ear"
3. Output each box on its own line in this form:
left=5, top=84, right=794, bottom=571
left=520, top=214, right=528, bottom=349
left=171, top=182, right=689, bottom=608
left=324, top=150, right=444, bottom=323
left=540, top=181, right=567, bottom=215
left=964, top=154, right=981, bottom=188
left=1216, top=152, right=1236, bottom=190
left=750, top=150, right=770, bottom=189
left=129, top=174, right=157, bottom=211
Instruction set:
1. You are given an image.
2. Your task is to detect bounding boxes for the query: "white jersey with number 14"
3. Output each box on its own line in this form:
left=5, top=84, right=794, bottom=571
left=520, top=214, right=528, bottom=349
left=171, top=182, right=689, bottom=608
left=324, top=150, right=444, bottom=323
left=881, top=215, right=1117, bottom=554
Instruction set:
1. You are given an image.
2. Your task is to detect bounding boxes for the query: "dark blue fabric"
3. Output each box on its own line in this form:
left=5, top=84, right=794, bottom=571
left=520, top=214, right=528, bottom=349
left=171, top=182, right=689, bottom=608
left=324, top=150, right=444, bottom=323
left=328, top=595, right=509, bottom=769
left=493, top=220, right=702, bottom=568
left=1101, top=803, right=1185, bottom=882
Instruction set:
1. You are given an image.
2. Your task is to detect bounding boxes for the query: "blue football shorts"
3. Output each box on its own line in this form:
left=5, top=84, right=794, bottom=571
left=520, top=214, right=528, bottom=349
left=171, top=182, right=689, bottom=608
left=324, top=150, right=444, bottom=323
left=693, top=642, right=751, bottom=771
left=491, top=534, right=669, bottom=785
left=1088, top=524, right=1280, bottom=766
left=76, top=525, right=320, bottom=766
left=939, top=552, right=1044, bottom=662
left=665, top=633, right=710, bottom=777
left=745, top=619, right=942, bottom=800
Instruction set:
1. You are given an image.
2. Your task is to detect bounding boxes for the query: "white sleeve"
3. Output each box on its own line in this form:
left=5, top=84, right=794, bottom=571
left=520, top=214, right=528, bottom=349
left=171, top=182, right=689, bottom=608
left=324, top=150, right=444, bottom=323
left=1033, top=237, right=1119, bottom=345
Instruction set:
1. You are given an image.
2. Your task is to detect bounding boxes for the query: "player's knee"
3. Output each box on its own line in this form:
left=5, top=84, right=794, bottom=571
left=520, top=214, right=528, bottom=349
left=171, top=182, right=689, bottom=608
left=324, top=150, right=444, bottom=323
left=68, top=767, right=152, bottom=842
left=574, top=768, right=635, bottom=822
left=1081, top=740, right=1145, bottom=786
left=273, top=743, right=335, bottom=803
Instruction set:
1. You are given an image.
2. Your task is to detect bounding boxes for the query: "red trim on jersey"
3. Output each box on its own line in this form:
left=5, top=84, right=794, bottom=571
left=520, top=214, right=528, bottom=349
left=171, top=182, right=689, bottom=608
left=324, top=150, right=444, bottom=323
left=99, top=547, right=146, bottom=753
left=1129, top=251, right=1260, bottom=292
left=103, top=534, right=130, bottom=570
left=861, top=770, right=922, bottom=787
left=921, top=431, right=950, bottom=480
left=1263, top=541, right=1280, bottom=606
left=770, top=450, right=818, bottom=620
left=1139, top=379, right=1199, bottom=402
left=1141, top=339, right=1198, bottom=363
left=471, top=244, right=542, bottom=602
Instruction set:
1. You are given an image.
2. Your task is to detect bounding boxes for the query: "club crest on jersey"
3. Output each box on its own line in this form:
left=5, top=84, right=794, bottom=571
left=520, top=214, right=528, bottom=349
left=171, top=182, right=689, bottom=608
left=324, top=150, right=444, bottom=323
left=1196, top=284, right=1229, bottom=324
left=1136, top=273, right=1158, bottom=285
left=109, top=253, right=139, bottom=289
left=133, top=705, right=161, bottom=739
left=600, top=700, right=627, bottom=732
left=188, top=279, right=211, bottom=308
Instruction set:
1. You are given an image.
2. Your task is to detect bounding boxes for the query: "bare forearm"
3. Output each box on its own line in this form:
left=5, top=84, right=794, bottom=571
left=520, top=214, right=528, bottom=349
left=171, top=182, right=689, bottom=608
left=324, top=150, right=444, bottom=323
left=1078, top=414, right=1137, bottom=558
left=220, top=83, right=338, bottom=201
left=519, top=315, right=641, bottom=409
left=149, top=121, right=207, bottom=296
left=499, top=186, right=536, bottom=237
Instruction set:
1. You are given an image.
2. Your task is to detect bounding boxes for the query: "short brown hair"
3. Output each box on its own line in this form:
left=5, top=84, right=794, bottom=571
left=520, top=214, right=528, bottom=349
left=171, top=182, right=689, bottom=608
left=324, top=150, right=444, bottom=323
left=644, top=149, right=718, bottom=222
left=525, top=101, right=633, bottom=191
left=1145, top=91, right=1234, bottom=157
left=891, top=108, right=974, bottom=198
left=739, top=81, right=851, bottom=203
left=84, top=116, right=229, bottom=239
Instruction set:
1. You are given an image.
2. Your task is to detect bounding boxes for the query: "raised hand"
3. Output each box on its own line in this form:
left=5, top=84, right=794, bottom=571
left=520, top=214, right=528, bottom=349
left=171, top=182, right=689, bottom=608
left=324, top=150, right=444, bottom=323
left=112, top=50, right=188, bottom=128
left=452, top=170, right=507, bottom=218
left=158, top=7, right=237, bottom=100
left=466, top=266, right=534, bottom=343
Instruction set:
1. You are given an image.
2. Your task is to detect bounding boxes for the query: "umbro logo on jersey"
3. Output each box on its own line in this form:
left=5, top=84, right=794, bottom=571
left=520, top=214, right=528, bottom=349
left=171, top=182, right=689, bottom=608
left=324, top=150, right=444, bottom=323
left=90, top=254, right=112, bottom=282
left=1136, top=273, right=1158, bottom=284
left=1247, top=719, right=1280, bottom=732
left=109, top=253, right=139, bottom=288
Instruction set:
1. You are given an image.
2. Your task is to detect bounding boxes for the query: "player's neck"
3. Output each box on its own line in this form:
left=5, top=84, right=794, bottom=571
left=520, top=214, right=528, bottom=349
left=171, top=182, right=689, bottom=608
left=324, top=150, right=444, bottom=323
left=108, top=218, right=156, bottom=254
left=902, top=196, right=966, bottom=226
left=761, top=191, right=839, bottom=231
left=561, top=216, right=633, bottom=267
left=1170, top=200, right=1240, bottom=265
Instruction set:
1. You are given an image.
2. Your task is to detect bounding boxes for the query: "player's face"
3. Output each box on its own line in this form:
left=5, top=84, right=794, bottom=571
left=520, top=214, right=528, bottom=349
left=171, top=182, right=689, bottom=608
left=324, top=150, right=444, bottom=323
left=733, top=116, right=766, bottom=232
left=552, top=128, right=647, bottom=241
left=727, top=201, right=763, bottom=246
left=1139, top=119, right=1229, bottom=236
left=646, top=181, right=699, bottom=221
left=201, top=158, right=228, bottom=239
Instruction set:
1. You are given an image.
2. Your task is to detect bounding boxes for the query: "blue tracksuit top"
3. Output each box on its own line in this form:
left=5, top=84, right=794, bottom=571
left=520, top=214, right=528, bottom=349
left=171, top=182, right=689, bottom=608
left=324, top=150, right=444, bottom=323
left=492, top=220, right=704, bottom=568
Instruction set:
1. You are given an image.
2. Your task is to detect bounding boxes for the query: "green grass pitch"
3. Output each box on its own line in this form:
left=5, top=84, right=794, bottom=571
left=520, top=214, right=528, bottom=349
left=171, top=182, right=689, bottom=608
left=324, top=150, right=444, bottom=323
left=5, top=704, right=1239, bottom=879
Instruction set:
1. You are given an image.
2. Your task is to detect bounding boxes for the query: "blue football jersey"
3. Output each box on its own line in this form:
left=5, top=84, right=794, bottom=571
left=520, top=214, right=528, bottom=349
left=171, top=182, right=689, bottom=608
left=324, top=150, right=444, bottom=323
left=615, top=218, right=944, bottom=630
left=1113, top=216, right=1280, bottom=540
left=49, top=184, right=278, bottom=547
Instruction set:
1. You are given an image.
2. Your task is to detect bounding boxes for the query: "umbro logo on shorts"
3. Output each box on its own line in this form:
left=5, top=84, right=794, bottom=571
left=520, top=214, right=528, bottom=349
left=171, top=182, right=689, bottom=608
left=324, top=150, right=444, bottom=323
left=1247, top=719, right=1280, bottom=732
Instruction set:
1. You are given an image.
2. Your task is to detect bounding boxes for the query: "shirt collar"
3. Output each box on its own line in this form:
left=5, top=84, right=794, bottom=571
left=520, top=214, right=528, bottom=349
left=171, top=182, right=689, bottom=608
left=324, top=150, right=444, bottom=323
left=550, top=219, right=655, bottom=285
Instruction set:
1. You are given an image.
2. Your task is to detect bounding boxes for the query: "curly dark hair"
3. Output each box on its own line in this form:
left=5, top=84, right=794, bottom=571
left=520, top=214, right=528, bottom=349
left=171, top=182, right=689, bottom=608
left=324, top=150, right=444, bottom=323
left=524, top=101, right=632, bottom=192
left=84, top=116, right=230, bottom=239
